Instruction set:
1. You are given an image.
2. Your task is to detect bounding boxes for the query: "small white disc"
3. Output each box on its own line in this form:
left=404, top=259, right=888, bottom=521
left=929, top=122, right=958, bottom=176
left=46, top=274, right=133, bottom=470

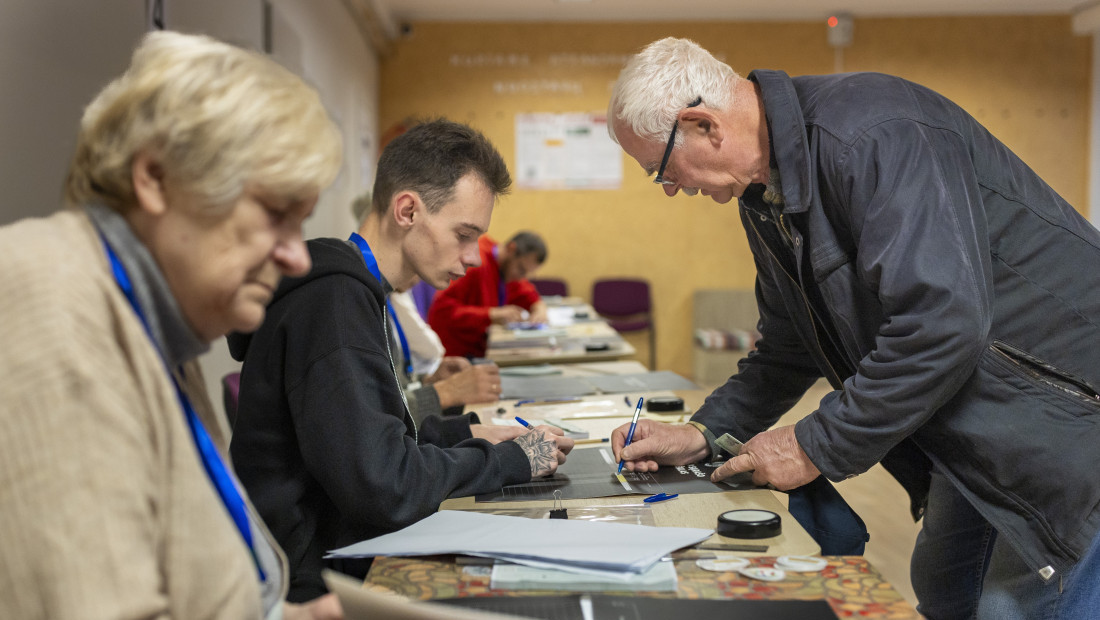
left=739, top=566, right=786, bottom=582
left=776, top=555, right=828, bottom=572
left=695, top=557, right=751, bottom=572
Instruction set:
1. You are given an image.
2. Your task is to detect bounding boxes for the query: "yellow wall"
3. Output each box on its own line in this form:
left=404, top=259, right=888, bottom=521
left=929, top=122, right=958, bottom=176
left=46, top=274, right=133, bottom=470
left=379, top=16, right=1090, bottom=379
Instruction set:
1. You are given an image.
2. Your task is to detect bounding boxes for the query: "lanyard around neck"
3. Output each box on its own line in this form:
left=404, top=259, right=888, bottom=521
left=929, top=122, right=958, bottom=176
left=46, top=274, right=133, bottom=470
left=99, top=235, right=265, bottom=582
left=348, top=233, right=412, bottom=377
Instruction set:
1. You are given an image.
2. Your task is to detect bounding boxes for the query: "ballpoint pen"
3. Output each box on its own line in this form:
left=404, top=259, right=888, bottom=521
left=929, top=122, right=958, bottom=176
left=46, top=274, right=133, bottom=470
left=616, top=397, right=644, bottom=475
left=514, top=416, right=536, bottom=430
left=515, top=397, right=582, bottom=407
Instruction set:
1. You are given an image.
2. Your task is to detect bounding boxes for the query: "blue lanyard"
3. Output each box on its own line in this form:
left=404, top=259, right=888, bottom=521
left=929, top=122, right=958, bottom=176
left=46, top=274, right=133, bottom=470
left=100, top=236, right=265, bottom=581
left=349, top=233, right=412, bottom=377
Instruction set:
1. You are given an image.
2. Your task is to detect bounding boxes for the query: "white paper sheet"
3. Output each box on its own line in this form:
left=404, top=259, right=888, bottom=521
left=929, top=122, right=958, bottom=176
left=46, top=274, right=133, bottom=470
left=326, top=510, right=712, bottom=577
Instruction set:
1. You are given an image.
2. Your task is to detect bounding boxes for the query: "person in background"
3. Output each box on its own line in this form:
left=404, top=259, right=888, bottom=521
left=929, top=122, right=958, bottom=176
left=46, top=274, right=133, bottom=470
left=0, top=31, right=343, bottom=619
left=606, top=37, right=1100, bottom=620
left=351, top=193, right=503, bottom=420
left=428, top=230, right=549, bottom=358
left=389, top=287, right=448, bottom=375
left=229, top=119, right=573, bottom=602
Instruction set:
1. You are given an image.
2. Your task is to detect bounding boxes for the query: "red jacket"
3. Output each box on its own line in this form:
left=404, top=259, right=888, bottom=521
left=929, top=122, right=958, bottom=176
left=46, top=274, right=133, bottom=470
left=428, top=236, right=540, bottom=357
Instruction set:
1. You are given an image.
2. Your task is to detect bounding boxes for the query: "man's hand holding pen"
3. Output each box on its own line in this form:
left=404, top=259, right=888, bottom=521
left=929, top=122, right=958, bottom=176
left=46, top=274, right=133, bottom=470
left=611, top=420, right=710, bottom=473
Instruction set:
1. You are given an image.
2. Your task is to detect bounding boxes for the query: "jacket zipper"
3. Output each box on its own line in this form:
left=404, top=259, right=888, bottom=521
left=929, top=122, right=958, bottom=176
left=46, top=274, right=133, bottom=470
left=990, top=340, right=1100, bottom=405
left=747, top=213, right=845, bottom=387
left=777, top=213, right=795, bottom=249
left=383, top=311, right=418, bottom=442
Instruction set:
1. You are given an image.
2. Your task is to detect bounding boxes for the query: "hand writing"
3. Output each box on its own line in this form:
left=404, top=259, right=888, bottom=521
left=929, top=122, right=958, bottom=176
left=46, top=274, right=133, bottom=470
left=489, top=305, right=527, bottom=325
left=513, top=425, right=574, bottom=477
left=611, top=420, right=710, bottom=472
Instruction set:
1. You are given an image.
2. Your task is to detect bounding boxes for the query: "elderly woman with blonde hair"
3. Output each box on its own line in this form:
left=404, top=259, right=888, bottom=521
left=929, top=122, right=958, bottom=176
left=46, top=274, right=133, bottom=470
left=0, top=32, right=343, bottom=619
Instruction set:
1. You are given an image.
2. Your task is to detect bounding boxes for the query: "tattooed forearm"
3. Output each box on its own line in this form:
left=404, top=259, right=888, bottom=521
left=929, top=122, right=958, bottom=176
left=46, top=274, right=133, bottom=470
left=515, top=431, right=558, bottom=477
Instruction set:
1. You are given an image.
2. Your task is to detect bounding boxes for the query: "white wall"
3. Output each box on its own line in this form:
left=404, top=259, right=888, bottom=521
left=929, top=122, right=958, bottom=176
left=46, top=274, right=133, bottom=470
left=0, top=1, right=144, bottom=224
left=0, top=0, right=381, bottom=421
left=196, top=0, right=381, bottom=416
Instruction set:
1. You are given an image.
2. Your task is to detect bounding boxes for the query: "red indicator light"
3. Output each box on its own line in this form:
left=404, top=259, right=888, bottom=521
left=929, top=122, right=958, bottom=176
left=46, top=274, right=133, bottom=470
left=828, top=16, right=839, bottom=28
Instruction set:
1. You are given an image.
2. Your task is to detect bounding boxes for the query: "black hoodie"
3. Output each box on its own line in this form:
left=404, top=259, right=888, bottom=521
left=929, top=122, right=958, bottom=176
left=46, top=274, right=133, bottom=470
left=228, top=238, right=530, bottom=602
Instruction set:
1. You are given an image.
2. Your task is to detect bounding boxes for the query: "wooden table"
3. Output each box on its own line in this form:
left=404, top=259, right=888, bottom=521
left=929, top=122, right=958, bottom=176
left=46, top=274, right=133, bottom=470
left=440, top=487, right=820, bottom=558
left=486, top=302, right=636, bottom=367
left=366, top=555, right=920, bottom=619
left=362, top=366, right=920, bottom=618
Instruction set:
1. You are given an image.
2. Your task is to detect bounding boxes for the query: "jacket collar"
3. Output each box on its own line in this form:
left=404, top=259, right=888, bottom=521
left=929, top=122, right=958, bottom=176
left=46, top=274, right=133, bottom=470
left=85, top=203, right=208, bottom=367
left=749, top=69, right=813, bottom=215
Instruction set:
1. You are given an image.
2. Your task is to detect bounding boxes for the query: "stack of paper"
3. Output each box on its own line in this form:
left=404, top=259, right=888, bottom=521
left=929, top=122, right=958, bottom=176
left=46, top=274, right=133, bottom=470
left=327, top=510, right=712, bottom=577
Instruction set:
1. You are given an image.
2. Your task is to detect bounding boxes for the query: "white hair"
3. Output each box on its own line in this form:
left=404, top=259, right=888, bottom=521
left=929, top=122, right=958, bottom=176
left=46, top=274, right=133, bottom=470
left=607, top=38, right=740, bottom=146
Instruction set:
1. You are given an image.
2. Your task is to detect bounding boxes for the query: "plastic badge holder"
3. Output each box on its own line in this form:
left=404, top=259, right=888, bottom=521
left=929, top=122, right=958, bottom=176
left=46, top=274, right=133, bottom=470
left=714, top=433, right=744, bottom=457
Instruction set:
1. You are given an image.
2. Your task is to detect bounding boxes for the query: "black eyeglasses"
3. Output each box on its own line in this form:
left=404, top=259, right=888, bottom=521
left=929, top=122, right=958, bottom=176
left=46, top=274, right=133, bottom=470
left=653, top=97, right=703, bottom=185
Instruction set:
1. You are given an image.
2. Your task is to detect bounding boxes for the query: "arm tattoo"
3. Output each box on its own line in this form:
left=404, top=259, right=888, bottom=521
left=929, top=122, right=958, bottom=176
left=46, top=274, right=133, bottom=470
left=514, top=431, right=557, bottom=477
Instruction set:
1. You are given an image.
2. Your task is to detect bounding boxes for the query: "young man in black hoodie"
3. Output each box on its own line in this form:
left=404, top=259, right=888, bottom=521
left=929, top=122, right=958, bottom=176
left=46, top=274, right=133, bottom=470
left=228, top=120, right=573, bottom=602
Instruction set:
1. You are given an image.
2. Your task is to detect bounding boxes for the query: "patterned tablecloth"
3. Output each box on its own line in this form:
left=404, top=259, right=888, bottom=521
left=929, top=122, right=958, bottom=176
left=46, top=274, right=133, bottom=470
left=366, top=554, right=920, bottom=619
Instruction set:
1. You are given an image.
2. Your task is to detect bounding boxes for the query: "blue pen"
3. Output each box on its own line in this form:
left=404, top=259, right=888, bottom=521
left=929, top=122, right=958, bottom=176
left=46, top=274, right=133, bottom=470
left=643, top=493, right=679, bottom=503
left=616, top=397, right=644, bottom=474
left=514, top=416, right=536, bottom=430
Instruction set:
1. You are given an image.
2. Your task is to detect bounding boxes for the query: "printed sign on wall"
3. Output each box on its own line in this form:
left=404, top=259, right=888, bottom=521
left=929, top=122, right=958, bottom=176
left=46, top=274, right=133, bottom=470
left=515, top=113, right=623, bottom=190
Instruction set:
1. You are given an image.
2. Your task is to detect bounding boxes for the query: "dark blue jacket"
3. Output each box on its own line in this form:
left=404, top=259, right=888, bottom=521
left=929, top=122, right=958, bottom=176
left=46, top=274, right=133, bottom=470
left=693, top=70, right=1100, bottom=580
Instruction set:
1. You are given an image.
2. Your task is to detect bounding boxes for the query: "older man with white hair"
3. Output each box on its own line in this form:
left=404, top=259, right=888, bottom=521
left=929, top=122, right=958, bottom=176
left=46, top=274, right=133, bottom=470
left=607, top=37, right=1100, bottom=620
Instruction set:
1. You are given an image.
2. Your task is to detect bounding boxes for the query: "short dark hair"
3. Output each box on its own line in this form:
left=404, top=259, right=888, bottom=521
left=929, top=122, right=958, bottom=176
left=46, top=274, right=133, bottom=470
left=372, top=119, right=511, bottom=215
left=509, top=230, right=548, bottom=264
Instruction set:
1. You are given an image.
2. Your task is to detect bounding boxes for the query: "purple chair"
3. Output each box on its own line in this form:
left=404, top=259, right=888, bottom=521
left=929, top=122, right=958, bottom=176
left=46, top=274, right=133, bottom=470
left=408, top=279, right=437, bottom=321
left=222, top=371, right=241, bottom=427
left=530, top=277, right=569, bottom=297
left=591, top=278, right=655, bottom=369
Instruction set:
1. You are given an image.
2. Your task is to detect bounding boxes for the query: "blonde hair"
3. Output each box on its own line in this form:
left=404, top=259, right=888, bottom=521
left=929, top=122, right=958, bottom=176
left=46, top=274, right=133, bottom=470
left=66, top=31, right=342, bottom=212
left=608, top=37, right=738, bottom=146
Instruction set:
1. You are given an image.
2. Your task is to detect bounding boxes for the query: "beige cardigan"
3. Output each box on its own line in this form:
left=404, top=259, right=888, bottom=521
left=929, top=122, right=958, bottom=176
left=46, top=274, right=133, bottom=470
left=0, top=210, right=287, bottom=619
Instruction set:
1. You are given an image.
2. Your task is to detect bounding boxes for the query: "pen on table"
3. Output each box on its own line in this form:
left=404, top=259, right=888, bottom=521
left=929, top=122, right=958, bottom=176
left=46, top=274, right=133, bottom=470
left=573, top=437, right=610, bottom=445
left=514, top=397, right=583, bottom=407
left=616, top=397, right=644, bottom=476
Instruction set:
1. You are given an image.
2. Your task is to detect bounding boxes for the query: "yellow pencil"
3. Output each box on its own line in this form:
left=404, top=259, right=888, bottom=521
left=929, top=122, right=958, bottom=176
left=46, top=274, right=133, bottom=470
left=573, top=437, right=610, bottom=445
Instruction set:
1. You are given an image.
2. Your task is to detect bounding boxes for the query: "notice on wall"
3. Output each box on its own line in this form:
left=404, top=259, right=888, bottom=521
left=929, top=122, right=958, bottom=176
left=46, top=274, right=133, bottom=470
left=515, top=113, right=622, bottom=190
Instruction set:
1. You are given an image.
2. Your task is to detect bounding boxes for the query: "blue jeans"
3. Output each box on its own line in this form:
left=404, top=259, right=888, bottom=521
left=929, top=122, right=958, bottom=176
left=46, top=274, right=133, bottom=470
left=912, top=470, right=1100, bottom=620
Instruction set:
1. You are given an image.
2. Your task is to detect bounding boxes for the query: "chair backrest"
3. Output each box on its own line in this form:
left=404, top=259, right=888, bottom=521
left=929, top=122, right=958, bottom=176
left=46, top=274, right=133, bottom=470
left=222, top=371, right=241, bottom=427
left=591, top=278, right=651, bottom=317
left=408, top=279, right=437, bottom=320
left=530, top=277, right=569, bottom=297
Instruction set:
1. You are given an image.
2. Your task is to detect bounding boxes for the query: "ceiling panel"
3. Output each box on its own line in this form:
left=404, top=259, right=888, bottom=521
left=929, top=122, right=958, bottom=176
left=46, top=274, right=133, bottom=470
left=373, top=0, right=1085, bottom=23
